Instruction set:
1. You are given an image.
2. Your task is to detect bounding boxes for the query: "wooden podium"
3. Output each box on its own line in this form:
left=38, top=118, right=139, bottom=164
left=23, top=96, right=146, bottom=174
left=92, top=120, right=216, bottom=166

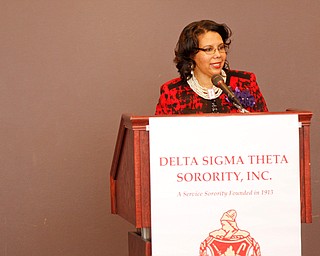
left=110, top=111, right=312, bottom=256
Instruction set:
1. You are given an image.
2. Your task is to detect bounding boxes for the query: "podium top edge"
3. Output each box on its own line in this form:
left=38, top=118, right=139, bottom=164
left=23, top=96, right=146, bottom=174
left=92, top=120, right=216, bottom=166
left=122, top=110, right=312, bottom=118
left=121, top=111, right=312, bottom=129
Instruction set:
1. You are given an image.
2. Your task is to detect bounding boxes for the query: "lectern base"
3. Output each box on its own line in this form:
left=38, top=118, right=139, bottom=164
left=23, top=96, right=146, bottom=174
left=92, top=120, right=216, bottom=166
left=128, top=231, right=151, bottom=256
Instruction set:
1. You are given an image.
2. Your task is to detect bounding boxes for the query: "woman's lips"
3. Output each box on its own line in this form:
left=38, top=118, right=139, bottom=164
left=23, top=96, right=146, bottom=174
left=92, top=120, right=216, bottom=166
left=211, top=62, right=222, bottom=69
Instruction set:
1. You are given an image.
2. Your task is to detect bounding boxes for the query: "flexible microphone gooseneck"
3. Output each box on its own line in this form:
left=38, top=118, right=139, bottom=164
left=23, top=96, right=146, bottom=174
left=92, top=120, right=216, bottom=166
left=211, top=74, right=249, bottom=113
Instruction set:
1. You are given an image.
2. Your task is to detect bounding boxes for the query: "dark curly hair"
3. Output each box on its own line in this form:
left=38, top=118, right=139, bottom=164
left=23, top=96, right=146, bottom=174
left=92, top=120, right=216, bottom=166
left=174, top=20, right=232, bottom=81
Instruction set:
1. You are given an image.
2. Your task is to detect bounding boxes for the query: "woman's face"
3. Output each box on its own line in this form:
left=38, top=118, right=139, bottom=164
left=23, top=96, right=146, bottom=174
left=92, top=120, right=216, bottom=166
left=193, top=31, right=226, bottom=85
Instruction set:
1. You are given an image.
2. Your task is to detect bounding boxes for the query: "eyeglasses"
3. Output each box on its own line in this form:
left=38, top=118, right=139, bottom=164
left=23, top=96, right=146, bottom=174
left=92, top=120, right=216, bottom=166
left=196, top=44, right=228, bottom=55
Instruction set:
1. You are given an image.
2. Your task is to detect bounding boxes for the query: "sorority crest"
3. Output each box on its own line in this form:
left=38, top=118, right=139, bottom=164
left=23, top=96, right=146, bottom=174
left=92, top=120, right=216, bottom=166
left=199, top=210, right=261, bottom=256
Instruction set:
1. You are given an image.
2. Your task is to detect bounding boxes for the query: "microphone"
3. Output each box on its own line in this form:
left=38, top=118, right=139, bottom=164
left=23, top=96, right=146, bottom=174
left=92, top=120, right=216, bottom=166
left=211, top=74, right=248, bottom=112
left=211, top=74, right=242, bottom=106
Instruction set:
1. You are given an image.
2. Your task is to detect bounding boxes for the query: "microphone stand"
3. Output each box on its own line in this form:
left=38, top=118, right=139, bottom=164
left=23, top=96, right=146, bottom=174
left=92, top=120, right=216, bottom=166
left=211, top=74, right=249, bottom=114
left=232, top=101, right=249, bottom=113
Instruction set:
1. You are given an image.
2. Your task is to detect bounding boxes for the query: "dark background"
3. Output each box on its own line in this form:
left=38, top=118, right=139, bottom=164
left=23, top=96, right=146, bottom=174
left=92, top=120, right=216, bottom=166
left=0, top=1, right=319, bottom=255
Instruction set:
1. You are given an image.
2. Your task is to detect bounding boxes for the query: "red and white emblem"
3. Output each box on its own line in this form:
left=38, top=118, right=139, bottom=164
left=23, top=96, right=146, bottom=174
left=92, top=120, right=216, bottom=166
left=199, top=210, right=261, bottom=256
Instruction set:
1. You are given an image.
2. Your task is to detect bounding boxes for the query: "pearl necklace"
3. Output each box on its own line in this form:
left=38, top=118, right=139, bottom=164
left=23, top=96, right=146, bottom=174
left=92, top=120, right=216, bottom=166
left=187, top=70, right=227, bottom=100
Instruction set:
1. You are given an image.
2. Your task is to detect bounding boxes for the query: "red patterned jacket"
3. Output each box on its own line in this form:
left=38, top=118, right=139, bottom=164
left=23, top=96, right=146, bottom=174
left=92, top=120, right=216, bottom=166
left=155, top=70, right=268, bottom=115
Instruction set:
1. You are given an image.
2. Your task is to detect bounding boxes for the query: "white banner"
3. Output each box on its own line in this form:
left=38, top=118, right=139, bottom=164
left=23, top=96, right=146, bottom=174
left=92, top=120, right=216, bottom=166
left=149, top=114, right=301, bottom=256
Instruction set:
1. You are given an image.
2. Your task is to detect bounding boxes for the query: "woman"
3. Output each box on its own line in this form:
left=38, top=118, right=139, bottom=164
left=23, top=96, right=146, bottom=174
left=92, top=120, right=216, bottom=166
left=155, top=20, right=268, bottom=114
